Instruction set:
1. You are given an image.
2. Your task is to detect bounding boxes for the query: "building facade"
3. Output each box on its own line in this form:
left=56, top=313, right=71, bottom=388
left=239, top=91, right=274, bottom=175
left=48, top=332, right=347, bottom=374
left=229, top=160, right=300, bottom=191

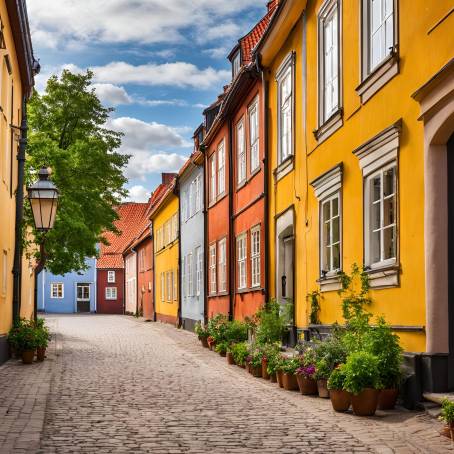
left=124, top=251, right=137, bottom=315
left=180, top=129, right=205, bottom=330
left=0, top=0, right=38, bottom=363
left=151, top=176, right=180, bottom=325
left=37, top=258, right=96, bottom=313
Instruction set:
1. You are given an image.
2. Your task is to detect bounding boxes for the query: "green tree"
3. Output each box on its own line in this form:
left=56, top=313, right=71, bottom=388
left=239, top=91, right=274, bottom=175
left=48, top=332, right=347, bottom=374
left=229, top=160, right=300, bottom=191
left=25, top=69, right=129, bottom=274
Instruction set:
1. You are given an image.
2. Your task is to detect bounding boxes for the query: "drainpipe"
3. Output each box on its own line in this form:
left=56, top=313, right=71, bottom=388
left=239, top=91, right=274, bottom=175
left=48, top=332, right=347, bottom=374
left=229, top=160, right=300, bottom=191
left=151, top=224, right=156, bottom=322
left=228, top=118, right=234, bottom=321
left=202, top=148, right=209, bottom=324
left=175, top=178, right=182, bottom=327
left=12, top=96, right=28, bottom=323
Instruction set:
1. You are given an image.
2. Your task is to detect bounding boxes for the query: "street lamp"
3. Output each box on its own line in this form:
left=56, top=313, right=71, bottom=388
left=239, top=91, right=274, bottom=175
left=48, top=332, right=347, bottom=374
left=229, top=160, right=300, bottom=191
left=27, top=167, right=59, bottom=231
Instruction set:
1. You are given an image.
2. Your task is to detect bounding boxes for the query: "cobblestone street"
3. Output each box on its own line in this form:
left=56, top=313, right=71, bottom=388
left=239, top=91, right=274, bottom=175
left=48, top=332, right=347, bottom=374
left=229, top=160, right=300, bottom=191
left=0, top=315, right=453, bottom=453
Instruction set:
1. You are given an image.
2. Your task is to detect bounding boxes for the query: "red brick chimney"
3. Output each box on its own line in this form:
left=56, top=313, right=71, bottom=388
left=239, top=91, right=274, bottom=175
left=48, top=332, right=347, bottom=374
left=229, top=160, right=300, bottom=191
left=161, top=173, right=176, bottom=186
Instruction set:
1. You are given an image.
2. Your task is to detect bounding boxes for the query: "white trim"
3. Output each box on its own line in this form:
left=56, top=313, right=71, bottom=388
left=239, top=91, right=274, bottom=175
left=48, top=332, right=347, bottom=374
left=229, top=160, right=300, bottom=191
left=310, top=164, right=342, bottom=200
left=50, top=282, right=64, bottom=299
left=107, top=270, right=115, bottom=283
left=250, top=225, right=261, bottom=288
left=105, top=286, right=117, bottom=300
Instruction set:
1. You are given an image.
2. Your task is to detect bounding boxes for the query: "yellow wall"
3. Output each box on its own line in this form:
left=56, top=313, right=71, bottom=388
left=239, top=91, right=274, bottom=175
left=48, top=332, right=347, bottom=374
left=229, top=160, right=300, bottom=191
left=0, top=0, right=35, bottom=337
left=266, top=0, right=454, bottom=353
left=153, top=193, right=179, bottom=321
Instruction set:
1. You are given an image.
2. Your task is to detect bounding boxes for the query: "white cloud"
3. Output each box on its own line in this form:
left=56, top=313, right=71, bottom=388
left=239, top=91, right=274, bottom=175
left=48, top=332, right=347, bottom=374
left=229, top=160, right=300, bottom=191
left=92, top=83, right=132, bottom=106
left=126, top=185, right=151, bottom=203
left=27, top=0, right=267, bottom=48
left=126, top=152, right=187, bottom=180
left=203, top=47, right=230, bottom=59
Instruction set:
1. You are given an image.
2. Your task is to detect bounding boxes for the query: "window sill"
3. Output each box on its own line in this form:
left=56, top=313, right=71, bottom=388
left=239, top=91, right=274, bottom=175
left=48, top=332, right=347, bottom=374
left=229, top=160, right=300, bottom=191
left=366, top=263, right=400, bottom=288
left=208, top=192, right=228, bottom=209
left=274, top=155, right=294, bottom=182
left=317, top=274, right=342, bottom=292
left=356, top=53, right=399, bottom=104
left=236, top=286, right=264, bottom=295
left=208, top=291, right=229, bottom=298
left=235, top=168, right=262, bottom=193
left=313, top=109, right=343, bottom=143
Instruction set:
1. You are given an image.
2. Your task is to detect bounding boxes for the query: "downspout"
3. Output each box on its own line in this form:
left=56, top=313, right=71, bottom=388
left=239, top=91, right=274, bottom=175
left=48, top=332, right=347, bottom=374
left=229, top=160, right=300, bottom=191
left=151, top=223, right=156, bottom=322
left=175, top=179, right=182, bottom=327
left=228, top=118, right=234, bottom=321
left=12, top=96, right=27, bottom=323
left=202, top=148, right=209, bottom=324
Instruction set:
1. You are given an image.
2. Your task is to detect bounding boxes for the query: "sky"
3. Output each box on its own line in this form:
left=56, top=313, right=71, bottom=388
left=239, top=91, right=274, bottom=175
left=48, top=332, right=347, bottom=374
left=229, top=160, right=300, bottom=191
left=27, top=0, right=270, bottom=202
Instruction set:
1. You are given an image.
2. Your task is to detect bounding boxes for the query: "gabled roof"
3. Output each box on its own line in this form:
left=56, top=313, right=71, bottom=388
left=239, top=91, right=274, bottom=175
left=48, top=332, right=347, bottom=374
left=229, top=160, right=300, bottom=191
left=148, top=176, right=178, bottom=221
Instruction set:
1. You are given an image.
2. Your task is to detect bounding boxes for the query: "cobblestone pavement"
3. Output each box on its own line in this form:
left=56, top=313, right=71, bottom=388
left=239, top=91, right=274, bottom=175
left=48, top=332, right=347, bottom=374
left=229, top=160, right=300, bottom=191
left=1, top=315, right=453, bottom=453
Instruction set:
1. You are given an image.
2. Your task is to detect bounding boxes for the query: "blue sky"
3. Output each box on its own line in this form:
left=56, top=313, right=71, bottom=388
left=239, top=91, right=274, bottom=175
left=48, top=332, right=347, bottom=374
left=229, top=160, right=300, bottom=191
left=27, top=0, right=270, bottom=201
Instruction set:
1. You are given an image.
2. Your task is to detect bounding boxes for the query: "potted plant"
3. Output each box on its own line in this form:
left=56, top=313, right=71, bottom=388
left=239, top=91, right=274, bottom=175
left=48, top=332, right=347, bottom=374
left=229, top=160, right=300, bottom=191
left=265, top=349, right=280, bottom=383
left=364, top=317, right=403, bottom=410
left=315, top=358, right=330, bottom=398
left=195, top=322, right=210, bottom=348
left=295, top=364, right=318, bottom=395
left=327, top=365, right=351, bottom=412
left=439, top=399, right=454, bottom=439
left=35, top=319, right=50, bottom=361
left=280, top=357, right=300, bottom=391
left=9, top=320, right=38, bottom=364
left=231, top=342, right=248, bottom=368
left=248, top=348, right=263, bottom=377
left=343, top=351, right=381, bottom=416
left=215, top=341, right=228, bottom=357
left=226, top=344, right=235, bottom=365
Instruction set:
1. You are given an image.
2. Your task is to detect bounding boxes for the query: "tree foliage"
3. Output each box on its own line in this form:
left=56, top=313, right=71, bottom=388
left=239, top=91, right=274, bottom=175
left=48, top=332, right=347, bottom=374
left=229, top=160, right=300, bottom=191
left=25, top=70, right=129, bottom=274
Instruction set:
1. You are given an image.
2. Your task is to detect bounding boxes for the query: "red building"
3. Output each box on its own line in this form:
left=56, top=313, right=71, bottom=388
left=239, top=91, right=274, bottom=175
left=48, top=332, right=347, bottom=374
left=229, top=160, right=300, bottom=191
left=203, top=1, right=277, bottom=320
left=97, top=203, right=149, bottom=314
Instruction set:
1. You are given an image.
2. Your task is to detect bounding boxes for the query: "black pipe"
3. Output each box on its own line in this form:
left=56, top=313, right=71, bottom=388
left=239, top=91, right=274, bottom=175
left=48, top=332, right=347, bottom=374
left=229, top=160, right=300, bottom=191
left=12, top=96, right=27, bottom=323
left=228, top=118, right=234, bottom=321
left=202, top=149, right=209, bottom=324
left=175, top=179, right=182, bottom=327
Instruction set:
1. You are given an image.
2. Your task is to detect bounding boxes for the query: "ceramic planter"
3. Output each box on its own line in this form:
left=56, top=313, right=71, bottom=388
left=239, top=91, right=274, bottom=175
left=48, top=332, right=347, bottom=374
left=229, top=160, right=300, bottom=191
left=351, top=388, right=380, bottom=416
left=250, top=365, right=262, bottom=378
left=282, top=373, right=299, bottom=391
left=262, top=358, right=269, bottom=380
left=329, top=389, right=351, bottom=412
left=36, top=347, right=46, bottom=362
left=276, top=370, right=284, bottom=388
left=296, top=375, right=318, bottom=395
left=269, top=373, right=277, bottom=383
left=226, top=352, right=235, bottom=365
left=377, top=388, right=399, bottom=410
left=201, top=337, right=209, bottom=348
left=21, top=350, right=35, bottom=364
left=317, top=379, right=330, bottom=398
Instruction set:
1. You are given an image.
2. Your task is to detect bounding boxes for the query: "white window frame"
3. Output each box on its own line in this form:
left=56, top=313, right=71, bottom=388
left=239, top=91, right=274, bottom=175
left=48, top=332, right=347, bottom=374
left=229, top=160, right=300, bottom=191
left=195, top=175, right=202, bottom=213
left=107, top=270, right=116, bottom=283
left=105, top=287, right=117, bottom=300
left=249, top=98, right=260, bottom=173
left=217, top=140, right=225, bottom=195
left=77, top=284, right=90, bottom=301
left=237, top=119, right=246, bottom=185
left=51, top=282, right=64, bottom=299
left=237, top=234, right=247, bottom=290
left=173, top=269, right=177, bottom=301
left=218, top=238, right=227, bottom=292
left=196, top=246, right=202, bottom=296
left=187, top=252, right=193, bottom=297
left=209, top=243, right=217, bottom=294
left=209, top=153, right=217, bottom=203
left=320, top=192, right=342, bottom=277
left=232, top=51, right=241, bottom=78
left=276, top=53, right=295, bottom=165
left=161, top=272, right=165, bottom=302
left=250, top=226, right=261, bottom=288
left=166, top=271, right=172, bottom=302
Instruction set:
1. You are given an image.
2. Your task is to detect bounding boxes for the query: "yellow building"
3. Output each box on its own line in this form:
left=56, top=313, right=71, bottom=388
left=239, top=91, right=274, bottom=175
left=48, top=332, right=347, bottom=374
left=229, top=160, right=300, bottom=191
left=0, top=0, right=38, bottom=363
left=151, top=177, right=180, bottom=325
left=258, top=0, right=454, bottom=392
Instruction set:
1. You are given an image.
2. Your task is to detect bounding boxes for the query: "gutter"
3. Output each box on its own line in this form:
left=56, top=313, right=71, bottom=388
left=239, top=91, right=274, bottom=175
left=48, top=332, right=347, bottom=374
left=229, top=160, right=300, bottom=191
left=228, top=118, right=234, bottom=321
left=202, top=148, right=209, bottom=324
left=174, top=178, right=182, bottom=327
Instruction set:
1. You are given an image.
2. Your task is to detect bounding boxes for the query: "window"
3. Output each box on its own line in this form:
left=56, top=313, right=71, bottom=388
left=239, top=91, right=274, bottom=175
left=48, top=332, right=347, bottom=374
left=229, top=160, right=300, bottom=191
left=237, top=234, right=247, bottom=290
left=167, top=271, right=172, bottom=302
left=105, top=287, right=117, bottom=300
left=156, top=227, right=163, bottom=251
left=2, top=250, right=7, bottom=295
left=181, top=190, right=187, bottom=222
left=209, top=154, right=216, bottom=203
left=277, top=54, right=294, bottom=164
left=232, top=51, right=241, bottom=78
left=209, top=243, right=216, bottom=294
left=321, top=193, right=341, bottom=275
left=196, top=246, right=202, bottom=296
left=189, top=181, right=194, bottom=218
left=195, top=176, right=202, bottom=213
left=251, top=226, right=261, bottom=288
left=218, top=238, right=227, bottom=292
left=165, top=221, right=171, bottom=245
left=187, top=253, right=193, bottom=297
left=319, top=0, right=340, bottom=124
left=237, top=119, right=246, bottom=184
left=77, top=284, right=90, bottom=301
left=249, top=99, right=260, bottom=173
left=171, top=213, right=178, bottom=241
left=366, top=164, right=396, bottom=267
left=161, top=272, right=165, bottom=302
left=51, top=283, right=64, bottom=299
left=368, top=0, right=394, bottom=72
left=217, top=140, right=225, bottom=195
left=173, top=269, right=177, bottom=301
left=107, top=270, right=116, bottom=283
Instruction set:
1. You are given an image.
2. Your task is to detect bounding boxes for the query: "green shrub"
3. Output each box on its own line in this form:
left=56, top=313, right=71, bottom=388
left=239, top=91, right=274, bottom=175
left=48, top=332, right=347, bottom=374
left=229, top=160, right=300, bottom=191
left=225, top=320, right=248, bottom=344
left=247, top=347, right=264, bottom=368
left=343, top=351, right=381, bottom=395
left=315, top=358, right=331, bottom=380
left=327, top=365, right=347, bottom=390
left=35, top=323, right=51, bottom=349
left=307, top=290, right=321, bottom=325
left=231, top=342, right=249, bottom=366
left=215, top=341, right=228, bottom=354
left=7, top=319, right=38, bottom=351
left=194, top=321, right=209, bottom=339
left=255, top=300, right=286, bottom=345
left=279, top=356, right=301, bottom=374
left=440, top=399, right=454, bottom=424
left=207, top=314, right=229, bottom=343
left=314, top=332, right=348, bottom=372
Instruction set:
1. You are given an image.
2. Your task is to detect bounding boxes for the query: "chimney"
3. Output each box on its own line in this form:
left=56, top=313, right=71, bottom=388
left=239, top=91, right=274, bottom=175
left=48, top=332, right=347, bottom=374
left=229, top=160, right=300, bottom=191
left=267, top=0, right=279, bottom=13
left=161, top=173, right=176, bottom=186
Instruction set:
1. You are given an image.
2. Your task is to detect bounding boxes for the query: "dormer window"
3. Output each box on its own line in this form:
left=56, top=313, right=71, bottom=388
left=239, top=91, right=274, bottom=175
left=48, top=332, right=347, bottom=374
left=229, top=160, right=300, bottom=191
left=232, top=51, right=241, bottom=78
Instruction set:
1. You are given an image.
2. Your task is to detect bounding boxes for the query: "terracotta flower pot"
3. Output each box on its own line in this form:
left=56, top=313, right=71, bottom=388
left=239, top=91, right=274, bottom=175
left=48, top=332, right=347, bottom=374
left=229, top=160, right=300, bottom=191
left=21, top=350, right=35, bottom=364
left=36, top=347, right=46, bottom=362
left=239, top=363, right=245, bottom=369
left=219, top=351, right=226, bottom=357
left=282, top=373, right=299, bottom=391
left=377, top=388, right=399, bottom=410
left=201, top=337, right=209, bottom=348
left=270, top=373, right=277, bottom=383
left=329, top=389, right=351, bottom=412
left=440, top=422, right=454, bottom=439
left=351, top=388, right=380, bottom=416
left=317, top=379, right=330, bottom=398
left=226, top=352, right=235, bottom=365
left=296, top=375, right=318, bottom=395
left=250, top=365, right=262, bottom=378
left=262, top=359, right=270, bottom=380
left=246, top=362, right=251, bottom=373
left=276, top=370, right=284, bottom=388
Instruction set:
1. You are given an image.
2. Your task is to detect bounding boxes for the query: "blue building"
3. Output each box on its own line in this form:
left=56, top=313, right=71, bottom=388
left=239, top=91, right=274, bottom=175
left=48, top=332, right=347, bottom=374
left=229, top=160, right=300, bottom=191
left=179, top=130, right=205, bottom=331
left=37, top=258, right=97, bottom=313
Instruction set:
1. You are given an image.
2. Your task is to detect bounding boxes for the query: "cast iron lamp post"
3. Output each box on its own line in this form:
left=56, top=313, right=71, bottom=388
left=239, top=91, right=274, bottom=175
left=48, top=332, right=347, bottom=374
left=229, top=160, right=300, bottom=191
left=27, top=167, right=59, bottom=320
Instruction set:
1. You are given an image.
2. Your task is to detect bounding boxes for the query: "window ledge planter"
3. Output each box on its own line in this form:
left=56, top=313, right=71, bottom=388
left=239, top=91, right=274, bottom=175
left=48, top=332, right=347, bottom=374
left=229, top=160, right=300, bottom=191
left=351, top=388, right=380, bottom=416
left=329, top=390, right=351, bottom=412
